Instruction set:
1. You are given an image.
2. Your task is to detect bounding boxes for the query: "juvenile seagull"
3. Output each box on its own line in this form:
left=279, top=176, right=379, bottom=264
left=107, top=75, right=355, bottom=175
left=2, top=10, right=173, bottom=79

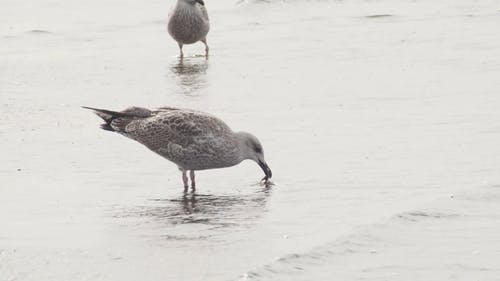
left=83, top=106, right=272, bottom=191
left=168, top=0, right=210, bottom=57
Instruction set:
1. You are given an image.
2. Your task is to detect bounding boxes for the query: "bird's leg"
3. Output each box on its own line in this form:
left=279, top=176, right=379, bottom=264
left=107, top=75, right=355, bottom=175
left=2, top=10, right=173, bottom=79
left=182, top=170, right=189, bottom=192
left=190, top=170, right=196, bottom=191
left=201, top=39, right=209, bottom=57
left=178, top=43, right=184, bottom=58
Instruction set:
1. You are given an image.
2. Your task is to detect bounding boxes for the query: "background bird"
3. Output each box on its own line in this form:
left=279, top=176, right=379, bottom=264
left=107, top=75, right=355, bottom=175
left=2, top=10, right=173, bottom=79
left=83, top=106, right=272, bottom=191
left=168, top=0, right=210, bottom=57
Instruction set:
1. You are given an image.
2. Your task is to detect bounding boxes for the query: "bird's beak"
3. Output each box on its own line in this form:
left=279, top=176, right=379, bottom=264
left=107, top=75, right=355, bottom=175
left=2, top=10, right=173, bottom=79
left=258, top=160, right=272, bottom=181
left=195, top=0, right=205, bottom=5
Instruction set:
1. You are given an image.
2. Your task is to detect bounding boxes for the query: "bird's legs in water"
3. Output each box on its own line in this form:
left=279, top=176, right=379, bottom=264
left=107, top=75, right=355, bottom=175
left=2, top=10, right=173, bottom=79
left=182, top=170, right=189, bottom=191
left=178, top=43, right=184, bottom=58
left=201, top=39, right=209, bottom=57
left=178, top=41, right=208, bottom=58
left=190, top=170, right=196, bottom=191
left=181, top=170, right=196, bottom=192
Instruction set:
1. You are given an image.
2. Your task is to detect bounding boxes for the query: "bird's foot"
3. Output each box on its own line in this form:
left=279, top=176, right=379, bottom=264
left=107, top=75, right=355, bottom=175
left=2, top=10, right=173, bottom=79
left=260, top=177, right=274, bottom=187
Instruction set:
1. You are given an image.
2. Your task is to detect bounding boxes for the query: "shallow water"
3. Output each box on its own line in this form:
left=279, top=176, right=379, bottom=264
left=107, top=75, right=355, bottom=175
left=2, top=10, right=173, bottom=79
left=2, top=0, right=500, bottom=280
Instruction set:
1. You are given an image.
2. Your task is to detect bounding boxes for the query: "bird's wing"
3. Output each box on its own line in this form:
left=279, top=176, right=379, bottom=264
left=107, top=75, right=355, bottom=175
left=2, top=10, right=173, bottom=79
left=155, top=106, right=181, bottom=112
left=161, top=110, right=231, bottom=146
left=125, top=110, right=231, bottom=151
left=161, top=111, right=237, bottom=166
left=199, top=5, right=209, bottom=22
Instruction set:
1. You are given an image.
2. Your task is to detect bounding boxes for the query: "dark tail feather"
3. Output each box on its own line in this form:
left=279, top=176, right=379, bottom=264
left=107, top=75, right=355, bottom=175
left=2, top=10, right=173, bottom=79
left=83, top=106, right=153, bottom=133
left=82, top=106, right=127, bottom=132
left=83, top=106, right=152, bottom=133
left=100, top=123, right=115, bottom=131
left=82, top=106, right=127, bottom=122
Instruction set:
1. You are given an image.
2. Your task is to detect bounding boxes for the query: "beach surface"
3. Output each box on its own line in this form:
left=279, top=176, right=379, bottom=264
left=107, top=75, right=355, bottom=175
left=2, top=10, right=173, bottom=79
left=1, top=0, right=500, bottom=280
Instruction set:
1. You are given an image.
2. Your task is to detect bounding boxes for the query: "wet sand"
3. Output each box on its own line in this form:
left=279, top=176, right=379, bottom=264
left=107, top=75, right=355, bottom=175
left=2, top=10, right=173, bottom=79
left=1, top=0, right=500, bottom=280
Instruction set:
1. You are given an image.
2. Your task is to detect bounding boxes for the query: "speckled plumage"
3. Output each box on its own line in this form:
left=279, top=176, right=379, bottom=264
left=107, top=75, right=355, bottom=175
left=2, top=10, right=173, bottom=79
left=84, top=106, right=272, bottom=190
left=168, top=0, right=210, bottom=57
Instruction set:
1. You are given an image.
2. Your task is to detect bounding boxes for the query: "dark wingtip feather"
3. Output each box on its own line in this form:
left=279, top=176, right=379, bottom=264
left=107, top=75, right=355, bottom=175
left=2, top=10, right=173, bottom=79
left=83, top=106, right=118, bottom=131
left=83, top=106, right=151, bottom=133
left=82, top=106, right=106, bottom=112
left=100, top=123, right=115, bottom=131
left=82, top=106, right=118, bottom=123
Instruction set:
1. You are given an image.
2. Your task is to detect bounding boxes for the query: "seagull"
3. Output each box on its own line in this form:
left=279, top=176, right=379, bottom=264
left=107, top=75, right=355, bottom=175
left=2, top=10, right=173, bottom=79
left=83, top=106, right=272, bottom=191
left=168, top=0, right=210, bottom=57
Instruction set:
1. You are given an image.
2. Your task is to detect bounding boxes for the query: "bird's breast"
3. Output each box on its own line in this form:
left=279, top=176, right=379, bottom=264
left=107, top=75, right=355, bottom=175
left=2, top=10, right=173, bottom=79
left=168, top=6, right=209, bottom=44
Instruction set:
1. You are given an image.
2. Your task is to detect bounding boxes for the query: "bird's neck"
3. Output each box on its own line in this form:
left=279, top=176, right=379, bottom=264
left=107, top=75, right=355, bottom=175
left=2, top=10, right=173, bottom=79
left=175, top=1, right=193, bottom=11
left=234, top=132, right=254, bottom=161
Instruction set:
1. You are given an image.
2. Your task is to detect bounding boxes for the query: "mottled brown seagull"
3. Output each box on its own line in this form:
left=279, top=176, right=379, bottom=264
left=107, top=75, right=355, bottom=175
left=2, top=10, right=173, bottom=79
left=83, top=106, right=272, bottom=191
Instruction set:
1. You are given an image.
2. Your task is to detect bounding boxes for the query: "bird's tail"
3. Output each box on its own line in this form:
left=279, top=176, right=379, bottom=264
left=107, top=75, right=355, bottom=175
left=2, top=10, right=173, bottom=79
left=83, top=106, right=153, bottom=132
left=82, top=106, right=128, bottom=132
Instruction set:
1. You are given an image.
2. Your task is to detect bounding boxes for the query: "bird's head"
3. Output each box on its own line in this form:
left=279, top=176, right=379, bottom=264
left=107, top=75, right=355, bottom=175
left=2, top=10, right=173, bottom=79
left=236, top=132, right=272, bottom=182
left=182, top=0, right=205, bottom=6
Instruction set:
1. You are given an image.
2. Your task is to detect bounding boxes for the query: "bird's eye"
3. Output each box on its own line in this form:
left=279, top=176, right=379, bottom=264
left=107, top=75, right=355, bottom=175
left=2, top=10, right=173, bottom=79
left=254, top=145, right=262, bottom=154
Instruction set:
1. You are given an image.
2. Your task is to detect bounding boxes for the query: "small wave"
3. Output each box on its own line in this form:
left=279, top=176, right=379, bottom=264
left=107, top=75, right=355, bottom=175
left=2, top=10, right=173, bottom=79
left=365, top=14, right=394, bottom=19
left=26, top=29, right=52, bottom=34
left=394, top=210, right=460, bottom=222
left=236, top=209, right=461, bottom=280
left=160, top=234, right=212, bottom=241
left=237, top=232, right=379, bottom=280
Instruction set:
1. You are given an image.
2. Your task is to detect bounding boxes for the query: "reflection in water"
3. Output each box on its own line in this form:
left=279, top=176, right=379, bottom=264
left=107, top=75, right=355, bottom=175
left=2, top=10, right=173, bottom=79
left=169, top=56, right=209, bottom=95
left=114, top=188, right=272, bottom=240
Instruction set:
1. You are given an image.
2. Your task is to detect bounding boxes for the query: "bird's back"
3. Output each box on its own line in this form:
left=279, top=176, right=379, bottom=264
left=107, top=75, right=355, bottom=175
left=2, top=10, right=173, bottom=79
left=119, top=108, right=240, bottom=170
left=126, top=108, right=229, bottom=146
